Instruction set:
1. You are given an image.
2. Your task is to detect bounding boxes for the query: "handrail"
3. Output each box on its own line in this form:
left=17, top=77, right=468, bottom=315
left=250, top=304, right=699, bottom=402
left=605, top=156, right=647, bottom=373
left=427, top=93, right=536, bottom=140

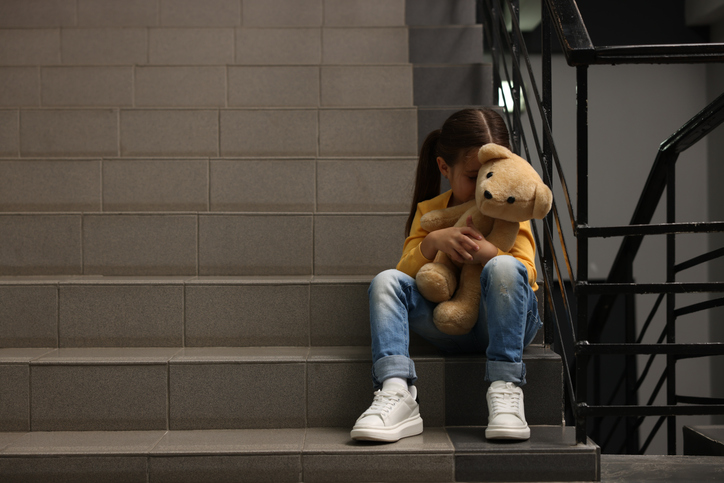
left=545, top=0, right=724, bottom=66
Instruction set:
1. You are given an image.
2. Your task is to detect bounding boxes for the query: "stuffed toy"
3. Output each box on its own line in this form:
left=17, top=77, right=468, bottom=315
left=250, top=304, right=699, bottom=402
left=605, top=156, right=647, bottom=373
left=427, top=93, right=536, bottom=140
left=415, top=143, right=552, bottom=335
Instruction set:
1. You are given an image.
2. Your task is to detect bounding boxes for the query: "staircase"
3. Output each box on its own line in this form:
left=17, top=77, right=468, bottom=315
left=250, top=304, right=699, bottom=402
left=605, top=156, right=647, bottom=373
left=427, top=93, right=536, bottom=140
left=0, top=0, right=598, bottom=481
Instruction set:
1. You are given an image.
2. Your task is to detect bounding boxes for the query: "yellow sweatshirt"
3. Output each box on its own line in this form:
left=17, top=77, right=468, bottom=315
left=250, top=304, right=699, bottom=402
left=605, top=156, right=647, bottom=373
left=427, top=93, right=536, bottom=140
left=396, top=190, right=539, bottom=291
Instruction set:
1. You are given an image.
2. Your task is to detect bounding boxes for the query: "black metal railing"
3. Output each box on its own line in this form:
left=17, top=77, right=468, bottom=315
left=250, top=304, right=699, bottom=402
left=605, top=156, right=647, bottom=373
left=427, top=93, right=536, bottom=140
left=479, top=0, right=724, bottom=454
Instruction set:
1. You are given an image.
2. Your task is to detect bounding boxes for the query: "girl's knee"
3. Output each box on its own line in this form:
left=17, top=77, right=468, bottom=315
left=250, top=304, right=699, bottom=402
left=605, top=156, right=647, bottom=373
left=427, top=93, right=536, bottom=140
left=482, top=255, right=526, bottom=286
left=369, top=269, right=411, bottom=298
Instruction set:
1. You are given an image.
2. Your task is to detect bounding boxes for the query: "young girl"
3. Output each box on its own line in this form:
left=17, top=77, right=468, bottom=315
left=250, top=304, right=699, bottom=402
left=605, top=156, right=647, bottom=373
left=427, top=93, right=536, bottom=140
left=350, top=108, right=542, bottom=443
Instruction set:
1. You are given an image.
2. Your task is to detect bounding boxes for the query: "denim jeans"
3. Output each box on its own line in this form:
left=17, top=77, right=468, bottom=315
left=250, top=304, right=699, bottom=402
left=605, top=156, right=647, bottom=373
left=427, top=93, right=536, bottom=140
left=368, top=255, right=541, bottom=389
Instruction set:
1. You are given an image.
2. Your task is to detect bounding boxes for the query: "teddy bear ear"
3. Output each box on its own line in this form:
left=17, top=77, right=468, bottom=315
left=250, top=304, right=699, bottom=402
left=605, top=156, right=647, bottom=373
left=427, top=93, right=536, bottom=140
left=478, top=143, right=513, bottom=165
left=533, top=182, right=553, bottom=219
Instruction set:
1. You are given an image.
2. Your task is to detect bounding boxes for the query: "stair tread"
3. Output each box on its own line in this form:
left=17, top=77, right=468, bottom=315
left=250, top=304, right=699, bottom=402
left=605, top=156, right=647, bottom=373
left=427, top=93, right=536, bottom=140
left=0, top=427, right=594, bottom=456
left=0, top=345, right=556, bottom=364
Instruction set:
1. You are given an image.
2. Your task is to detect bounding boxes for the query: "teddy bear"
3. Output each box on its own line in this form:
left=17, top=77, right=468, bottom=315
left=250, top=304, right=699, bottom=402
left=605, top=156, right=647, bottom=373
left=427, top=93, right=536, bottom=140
left=415, top=143, right=552, bottom=335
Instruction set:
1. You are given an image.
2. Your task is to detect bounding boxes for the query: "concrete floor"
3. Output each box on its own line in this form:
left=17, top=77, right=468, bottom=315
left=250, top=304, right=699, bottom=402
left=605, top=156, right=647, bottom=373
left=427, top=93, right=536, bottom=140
left=599, top=454, right=723, bottom=482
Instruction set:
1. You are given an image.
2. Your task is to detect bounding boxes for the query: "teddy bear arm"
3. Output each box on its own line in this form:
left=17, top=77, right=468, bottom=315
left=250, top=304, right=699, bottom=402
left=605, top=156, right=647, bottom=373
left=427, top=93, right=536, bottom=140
left=420, top=200, right=476, bottom=232
left=484, top=219, right=519, bottom=253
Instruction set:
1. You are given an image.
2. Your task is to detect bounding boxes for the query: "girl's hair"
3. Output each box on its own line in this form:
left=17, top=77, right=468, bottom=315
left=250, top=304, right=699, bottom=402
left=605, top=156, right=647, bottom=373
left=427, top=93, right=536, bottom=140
left=405, top=108, right=511, bottom=236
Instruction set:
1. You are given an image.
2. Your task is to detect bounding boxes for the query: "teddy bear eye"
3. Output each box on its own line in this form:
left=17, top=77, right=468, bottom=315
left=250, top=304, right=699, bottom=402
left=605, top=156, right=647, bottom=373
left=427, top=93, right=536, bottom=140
left=486, top=172, right=493, bottom=178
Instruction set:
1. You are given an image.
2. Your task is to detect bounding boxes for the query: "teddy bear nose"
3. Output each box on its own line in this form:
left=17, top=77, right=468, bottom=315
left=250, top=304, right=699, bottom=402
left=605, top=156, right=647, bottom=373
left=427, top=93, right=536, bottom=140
left=484, top=191, right=493, bottom=200
left=507, top=197, right=516, bottom=204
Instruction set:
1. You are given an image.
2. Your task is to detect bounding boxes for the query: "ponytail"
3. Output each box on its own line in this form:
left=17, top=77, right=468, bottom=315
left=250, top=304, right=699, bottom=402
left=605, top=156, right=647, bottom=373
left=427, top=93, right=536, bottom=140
left=405, top=129, right=441, bottom=236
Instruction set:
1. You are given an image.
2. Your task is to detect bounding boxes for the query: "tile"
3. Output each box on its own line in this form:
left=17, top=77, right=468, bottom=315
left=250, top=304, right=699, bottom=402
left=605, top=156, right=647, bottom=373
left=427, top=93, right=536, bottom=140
left=0, top=285, right=58, bottom=347
left=103, top=159, right=208, bottom=211
left=405, top=0, right=477, bottom=26
left=413, top=64, right=493, bottom=106
left=149, top=28, right=234, bottom=65
left=309, top=282, right=371, bottom=346
left=228, top=66, right=319, bottom=107
left=0, top=365, right=29, bottom=431
left=307, top=346, right=371, bottom=362
left=171, top=347, right=308, bottom=363
left=322, top=27, right=408, bottom=64
left=0, top=68, right=40, bottom=106
left=0, top=432, right=25, bottom=451
left=321, top=65, right=412, bottom=107
left=41, top=67, right=133, bottom=107
left=34, top=347, right=180, bottom=364
left=120, top=109, right=218, bottom=157
left=0, top=29, right=60, bottom=66
left=602, top=455, right=724, bottom=482
left=135, top=66, right=226, bottom=107
left=414, top=360, right=446, bottom=427
left=319, top=109, right=417, bottom=157
left=151, top=428, right=305, bottom=454
left=316, top=159, right=415, bottom=212
left=58, top=285, right=184, bottom=347
left=313, top=214, right=406, bottom=275
left=31, top=363, right=168, bottom=430
left=243, top=0, right=322, bottom=27
left=77, top=0, right=158, bottom=27
left=20, top=109, right=118, bottom=157
left=323, top=0, right=405, bottom=26
left=184, top=284, right=310, bottom=346
left=209, top=159, right=315, bottom=212
left=306, top=358, right=373, bottom=427
left=409, top=26, right=483, bottom=64
left=0, top=0, right=76, bottom=27
left=149, top=455, right=302, bottom=483
left=61, top=28, right=148, bottom=65
left=0, top=110, right=19, bottom=157
left=160, top=0, right=241, bottom=27
left=0, top=348, right=55, bottom=363
left=236, top=28, right=321, bottom=65
left=0, top=215, right=82, bottom=275
left=450, top=427, right=599, bottom=482
left=3, top=430, right=166, bottom=454
left=198, top=214, right=313, bottom=276
left=220, top=109, right=317, bottom=157
left=0, top=456, right=148, bottom=483
left=169, top=362, right=306, bottom=429
left=82, top=214, right=197, bottom=276
left=303, top=426, right=453, bottom=453
left=303, top=428, right=453, bottom=482
left=0, top=159, right=101, bottom=212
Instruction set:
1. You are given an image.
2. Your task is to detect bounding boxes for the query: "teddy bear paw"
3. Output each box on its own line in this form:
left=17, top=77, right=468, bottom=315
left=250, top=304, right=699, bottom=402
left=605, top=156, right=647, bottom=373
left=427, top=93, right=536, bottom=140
left=416, top=263, right=457, bottom=303
left=433, top=301, right=478, bottom=335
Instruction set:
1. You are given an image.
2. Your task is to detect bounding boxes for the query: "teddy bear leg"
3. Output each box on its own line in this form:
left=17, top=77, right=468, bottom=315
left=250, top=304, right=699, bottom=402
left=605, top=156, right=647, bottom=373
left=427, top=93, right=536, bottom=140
left=415, top=252, right=459, bottom=303
left=433, top=264, right=484, bottom=335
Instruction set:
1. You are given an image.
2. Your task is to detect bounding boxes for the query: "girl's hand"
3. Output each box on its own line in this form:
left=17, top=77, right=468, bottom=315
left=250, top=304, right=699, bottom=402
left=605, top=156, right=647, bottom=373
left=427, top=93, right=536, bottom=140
left=420, top=216, right=484, bottom=263
left=463, top=216, right=499, bottom=265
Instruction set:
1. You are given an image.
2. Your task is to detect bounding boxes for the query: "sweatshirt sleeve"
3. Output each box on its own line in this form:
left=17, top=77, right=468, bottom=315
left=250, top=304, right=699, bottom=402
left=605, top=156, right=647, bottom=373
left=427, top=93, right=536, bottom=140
left=498, top=220, right=538, bottom=291
left=396, top=205, right=434, bottom=278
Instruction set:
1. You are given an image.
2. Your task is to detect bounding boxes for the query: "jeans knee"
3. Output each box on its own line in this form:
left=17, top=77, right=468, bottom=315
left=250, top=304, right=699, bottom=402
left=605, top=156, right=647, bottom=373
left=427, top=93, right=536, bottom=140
left=369, top=269, right=409, bottom=300
left=482, top=255, right=526, bottom=287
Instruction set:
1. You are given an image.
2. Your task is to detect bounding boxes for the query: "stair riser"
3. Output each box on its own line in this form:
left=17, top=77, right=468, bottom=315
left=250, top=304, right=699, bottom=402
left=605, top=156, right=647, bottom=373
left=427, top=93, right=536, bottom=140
left=0, top=214, right=406, bottom=276
left=0, top=355, right=561, bottom=432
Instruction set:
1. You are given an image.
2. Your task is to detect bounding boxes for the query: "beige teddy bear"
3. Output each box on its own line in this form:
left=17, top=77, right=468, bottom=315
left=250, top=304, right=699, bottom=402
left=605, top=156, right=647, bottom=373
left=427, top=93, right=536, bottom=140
left=415, top=143, right=552, bottom=335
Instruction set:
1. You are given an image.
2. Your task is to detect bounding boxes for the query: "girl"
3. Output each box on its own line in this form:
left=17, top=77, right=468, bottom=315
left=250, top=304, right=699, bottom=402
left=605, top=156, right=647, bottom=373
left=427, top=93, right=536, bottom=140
left=350, top=108, right=542, bottom=443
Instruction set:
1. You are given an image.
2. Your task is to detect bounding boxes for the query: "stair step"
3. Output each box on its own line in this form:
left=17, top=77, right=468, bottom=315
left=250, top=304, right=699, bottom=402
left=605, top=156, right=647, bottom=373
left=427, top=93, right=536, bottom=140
left=683, top=425, right=724, bottom=456
left=0, top=211, right=407, bottom=276
left=0, top=346, right=561, bottom=432
left=0, top=427, right=599, bottom=482
left=405, top=0, right=478, bottom=26
left=414, top=64, right=494, bottom=107
left=409, top=26, right=483, bottom=64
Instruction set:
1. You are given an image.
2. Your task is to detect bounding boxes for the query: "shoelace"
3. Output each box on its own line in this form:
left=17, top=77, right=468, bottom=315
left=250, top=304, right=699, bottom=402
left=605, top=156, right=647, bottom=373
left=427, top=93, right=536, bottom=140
left=361, top=389, right=404, bottom=418
left=488, top=384, right=522, bottom=417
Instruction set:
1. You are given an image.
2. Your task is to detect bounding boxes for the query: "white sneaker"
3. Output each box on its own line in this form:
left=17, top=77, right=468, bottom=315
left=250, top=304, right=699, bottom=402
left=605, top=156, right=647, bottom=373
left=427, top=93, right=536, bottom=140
left=485, top=380, right=530, bottom=440
left=350, top=384, right=423, bottom=442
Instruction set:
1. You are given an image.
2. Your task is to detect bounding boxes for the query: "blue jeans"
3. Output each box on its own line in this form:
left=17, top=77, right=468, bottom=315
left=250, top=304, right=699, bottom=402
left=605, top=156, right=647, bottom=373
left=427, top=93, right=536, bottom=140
left=368, top=255, right=541, bottom=389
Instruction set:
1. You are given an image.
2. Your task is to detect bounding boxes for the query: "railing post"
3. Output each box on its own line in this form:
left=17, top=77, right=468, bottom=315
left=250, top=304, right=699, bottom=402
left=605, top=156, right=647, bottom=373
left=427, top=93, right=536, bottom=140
left=576, top=64, right=589, bottom=446
left=510, top=0, right=522, bottom=155
left=541, top=0, right=554, bottom=348
left=666, top=158, right=677, bottom=455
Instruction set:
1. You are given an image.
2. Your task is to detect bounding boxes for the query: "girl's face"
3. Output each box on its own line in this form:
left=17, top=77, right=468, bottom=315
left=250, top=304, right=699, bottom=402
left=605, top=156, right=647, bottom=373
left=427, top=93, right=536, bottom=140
left=437, top=148, right=481, bottom=207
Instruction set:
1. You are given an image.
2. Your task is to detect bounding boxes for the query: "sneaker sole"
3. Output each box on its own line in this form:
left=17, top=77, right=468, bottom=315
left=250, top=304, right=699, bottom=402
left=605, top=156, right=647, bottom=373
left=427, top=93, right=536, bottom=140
left=485, top=425, right=530, bottom=440
left=350, top=415, right=423, bottom=442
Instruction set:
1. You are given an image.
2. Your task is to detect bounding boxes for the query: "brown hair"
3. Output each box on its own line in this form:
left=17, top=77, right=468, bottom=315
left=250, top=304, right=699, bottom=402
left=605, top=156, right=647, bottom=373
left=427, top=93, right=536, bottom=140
left=405, top=108, right=511, bottom=236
